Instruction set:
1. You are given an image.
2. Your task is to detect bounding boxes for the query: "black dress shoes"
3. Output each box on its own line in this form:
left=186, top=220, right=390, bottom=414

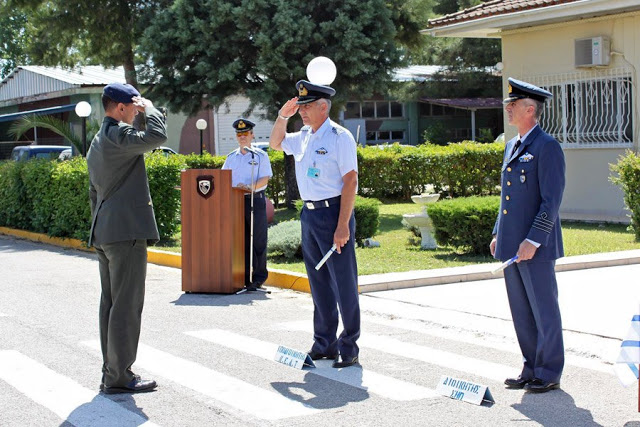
left=504, top=376, right=531, bottom=389
left=332, top=356, right=359, bottom=368
left=524, top=378, right=560, bottom=393
left=308, top=349, right=338, bottom=361
left=103, top=376, right=157, bottom=394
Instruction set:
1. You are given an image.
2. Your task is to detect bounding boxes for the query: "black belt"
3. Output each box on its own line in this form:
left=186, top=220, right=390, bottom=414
left=303, top=196, right=341, bottom=210
left=245, top=191, right=265, bottom=198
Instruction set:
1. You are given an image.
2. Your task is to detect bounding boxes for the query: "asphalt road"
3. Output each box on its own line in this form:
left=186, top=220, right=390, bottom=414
left=0, top=235, right=639, bottom=426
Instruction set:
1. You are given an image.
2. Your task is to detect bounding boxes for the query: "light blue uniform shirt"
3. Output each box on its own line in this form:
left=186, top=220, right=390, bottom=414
left=281, top=118, right=358, bottom=201
left=222, top=148, right=273, bottom=192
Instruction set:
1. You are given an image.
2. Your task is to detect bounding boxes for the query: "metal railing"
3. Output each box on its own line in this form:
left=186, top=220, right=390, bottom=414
left=525, top=67, right=634, bottom=148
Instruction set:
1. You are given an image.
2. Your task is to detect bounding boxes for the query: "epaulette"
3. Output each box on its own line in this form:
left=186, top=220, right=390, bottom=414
left=331, top=126, right=345, bottom=135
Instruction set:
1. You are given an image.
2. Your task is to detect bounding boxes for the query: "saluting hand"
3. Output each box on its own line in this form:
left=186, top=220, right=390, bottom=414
left=279, top=98, right=299, bottom=118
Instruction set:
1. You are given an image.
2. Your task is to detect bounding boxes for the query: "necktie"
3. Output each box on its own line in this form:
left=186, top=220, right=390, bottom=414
left=511, top=139, right=521, bottom=157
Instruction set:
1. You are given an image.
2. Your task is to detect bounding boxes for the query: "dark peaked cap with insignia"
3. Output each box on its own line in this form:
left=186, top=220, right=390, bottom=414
left=103, top=82, right=140, bottom=104
left=295, top=80, right=336, bottom=105
left=232, top=118, right=255, bottom=133
left=503, top=77, right=553, bottom=104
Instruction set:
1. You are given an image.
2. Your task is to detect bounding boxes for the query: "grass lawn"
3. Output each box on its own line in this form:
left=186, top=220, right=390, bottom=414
left=156, top=202, right=640, bottom=276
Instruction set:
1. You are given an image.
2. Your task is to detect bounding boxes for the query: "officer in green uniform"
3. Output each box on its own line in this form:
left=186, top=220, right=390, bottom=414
left=87, top=83, right=167, bottom=394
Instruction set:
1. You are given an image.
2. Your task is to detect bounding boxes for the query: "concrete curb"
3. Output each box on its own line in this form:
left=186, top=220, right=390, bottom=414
left=2, top=227, right=639, bottom=295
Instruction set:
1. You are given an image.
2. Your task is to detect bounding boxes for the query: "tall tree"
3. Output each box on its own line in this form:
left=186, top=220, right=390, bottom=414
left=0, top=2, right=32, bottom=78
left=6, top=0, right=166, bottom=86
left=142, top=0, right=417, bottom=206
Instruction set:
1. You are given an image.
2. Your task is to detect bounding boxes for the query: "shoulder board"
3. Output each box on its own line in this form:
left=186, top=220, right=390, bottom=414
left=332, top=126, right=345, bottom=135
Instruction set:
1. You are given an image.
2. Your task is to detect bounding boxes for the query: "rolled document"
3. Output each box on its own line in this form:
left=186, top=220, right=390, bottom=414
left=491, top=255, right=519, bottom=275
left=315, top=244, right=337, bottom=270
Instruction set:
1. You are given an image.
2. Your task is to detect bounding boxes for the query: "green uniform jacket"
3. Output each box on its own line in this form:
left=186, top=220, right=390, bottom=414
left=87, top=107, right=167, bottom=247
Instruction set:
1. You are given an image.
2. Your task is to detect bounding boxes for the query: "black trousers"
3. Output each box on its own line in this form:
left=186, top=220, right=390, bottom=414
left=244, top=194, right=268, bottom=285
left=94, top=239, right=147, bottom=387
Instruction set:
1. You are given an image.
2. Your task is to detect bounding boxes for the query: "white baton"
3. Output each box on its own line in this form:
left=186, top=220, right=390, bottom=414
left=315, top=244, right=338, bottom=270
left=491, top=255, right=519, bottom=275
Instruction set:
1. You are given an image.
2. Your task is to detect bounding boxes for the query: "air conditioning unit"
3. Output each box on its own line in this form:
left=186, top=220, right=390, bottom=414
left=575, top=36, right=610, bottom=67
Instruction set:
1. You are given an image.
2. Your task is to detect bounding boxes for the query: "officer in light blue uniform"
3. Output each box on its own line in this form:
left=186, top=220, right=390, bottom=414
left=222, top=118, right=272, bottom=289
left=491, top=78, right=566, bottom=393
left=269, top=79, right=360, bottom=368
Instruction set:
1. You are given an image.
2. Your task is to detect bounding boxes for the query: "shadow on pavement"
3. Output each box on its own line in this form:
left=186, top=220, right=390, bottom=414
left=512, top=389, right=601, bottom=426
left=61, top=393, right=150, bottom=426
left=171, top=291, right=270, bottom=307
left=270, top=370, right=369, bottom=410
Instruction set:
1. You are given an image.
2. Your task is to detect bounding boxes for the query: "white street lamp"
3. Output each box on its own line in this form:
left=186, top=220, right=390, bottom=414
left=75, top=101, right=92, bottom=156
left=196, top=119, right=207, bottom=155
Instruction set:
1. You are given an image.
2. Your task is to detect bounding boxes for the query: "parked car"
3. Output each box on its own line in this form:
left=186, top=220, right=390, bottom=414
left=10, top=145, right=72, bottom=162
left=151, top=146, right=178, bottom=157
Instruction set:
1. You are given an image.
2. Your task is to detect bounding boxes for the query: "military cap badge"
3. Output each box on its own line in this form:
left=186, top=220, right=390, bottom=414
left=298, top=83, right=308, bottom=97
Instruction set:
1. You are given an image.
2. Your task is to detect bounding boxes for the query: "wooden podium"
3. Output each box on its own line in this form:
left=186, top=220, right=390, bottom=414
left=181, top=169, right=245, bottom=293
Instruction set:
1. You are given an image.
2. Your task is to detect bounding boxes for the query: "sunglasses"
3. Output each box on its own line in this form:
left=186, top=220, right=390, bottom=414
left=236, top=131, right=251, bottom=136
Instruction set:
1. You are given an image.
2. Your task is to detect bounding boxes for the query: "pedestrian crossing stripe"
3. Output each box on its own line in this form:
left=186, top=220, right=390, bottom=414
left=282, top=321, right=515, bottom=382
left=80, top=341, right=319, bottom=421
left=363, top=315, right=613, bottom=374
left=185, top=328, right=438, bottom=401
left=0, top=350, right=159, bottom=427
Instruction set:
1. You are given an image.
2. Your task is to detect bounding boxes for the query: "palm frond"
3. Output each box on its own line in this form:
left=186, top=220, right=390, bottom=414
left=8, top=115, right=82, bottom=152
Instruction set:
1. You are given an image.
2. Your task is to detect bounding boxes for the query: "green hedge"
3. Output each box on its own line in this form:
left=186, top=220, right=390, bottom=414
left=427, top=195, right=500, bottom=255
left=295, top=195, right=381, bottom=244
left=0, top=141, right=501, bottom=244
left=357, top=142, right=503, bottom=199
left=611, top=151, right=640, bottom=239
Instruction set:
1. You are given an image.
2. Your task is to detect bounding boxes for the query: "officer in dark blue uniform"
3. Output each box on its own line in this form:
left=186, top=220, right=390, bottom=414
left=269, top=80, right=360, bottom=368
left=222, top=118, right=272, bottom=289
left=491, top=78, right=566, bottom=393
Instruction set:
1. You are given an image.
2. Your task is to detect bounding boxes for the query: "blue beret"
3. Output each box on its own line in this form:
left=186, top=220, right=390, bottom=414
left=295, top=80, right=336, bottom=105
left=504, top=78, right=552, bottom=104
left=232, top=118, right=255, bottom=132
left=103, top=83, right=140, bottom=104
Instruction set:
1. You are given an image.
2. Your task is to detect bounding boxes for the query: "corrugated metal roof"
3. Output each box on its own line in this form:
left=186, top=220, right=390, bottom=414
left=0, top=66, right=126, bottom=102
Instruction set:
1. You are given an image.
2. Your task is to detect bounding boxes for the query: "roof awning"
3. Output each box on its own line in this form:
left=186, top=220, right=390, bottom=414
left=420, top=97, right=502, bottom=110
left=0, top=104, right=77, bottom=123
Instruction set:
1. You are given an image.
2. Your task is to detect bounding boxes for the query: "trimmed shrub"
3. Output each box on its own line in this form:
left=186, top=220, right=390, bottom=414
left=426, top=196, right=500, bottom=255
left=145, top=152, right=184, bottom=241
left=267, top=220, right=302, bottom=259
left=266, top=149, right=285, bottom=208
left=610, top=151, right=640, bottom=239
left=47, top=157, right=91, bottom=241
left=356, top=142, right=503, bottom=199
left=295, top=195, right=381, bottom=244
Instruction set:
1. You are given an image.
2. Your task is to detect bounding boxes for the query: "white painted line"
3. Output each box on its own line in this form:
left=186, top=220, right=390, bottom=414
left=364, top=315, right=613, bottom=374
left=283, top=321, right=514, bottom=382
left=0, top=350, right=158, bottom=427
left=81, top=341, right=318, bottom=421
left=186, top=328, right=437, bottom=401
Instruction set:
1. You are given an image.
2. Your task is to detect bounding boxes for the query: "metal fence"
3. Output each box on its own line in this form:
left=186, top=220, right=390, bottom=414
left=525, top=67, right=634, bottom=149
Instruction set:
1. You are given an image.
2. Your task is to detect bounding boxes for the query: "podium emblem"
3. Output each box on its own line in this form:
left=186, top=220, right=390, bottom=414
left=197, top=175, right=214, bottom=199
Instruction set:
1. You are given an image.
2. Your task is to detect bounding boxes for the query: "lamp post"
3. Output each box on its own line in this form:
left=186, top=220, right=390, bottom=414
left=196, top=119, right=207, bottom=155
left=75, top=101, right=92, bottom=157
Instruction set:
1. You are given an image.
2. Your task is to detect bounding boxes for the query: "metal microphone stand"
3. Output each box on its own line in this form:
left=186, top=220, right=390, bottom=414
left=236, top=144, right=270, bottom=295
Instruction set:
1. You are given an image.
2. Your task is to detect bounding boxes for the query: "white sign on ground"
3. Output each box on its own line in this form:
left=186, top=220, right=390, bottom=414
left=435, top=375, right=494, bottom=406
left=274, top=345, right=315, bottom=369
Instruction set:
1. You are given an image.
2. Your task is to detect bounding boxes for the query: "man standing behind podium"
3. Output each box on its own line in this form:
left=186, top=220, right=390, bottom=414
left=269, top=80, right=360, bottom=368
left=87, top=83, right=167, bottom=394
left=222, top=118, right=272, bottom=290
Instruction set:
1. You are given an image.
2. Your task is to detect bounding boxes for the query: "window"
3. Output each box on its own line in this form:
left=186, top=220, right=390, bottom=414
left=345, top=101, right=405, bottom=119
left=345, top=102, right=360, bottom=119
left=526, top=68, right=633, bottom=148
left=362, top=102, right=375, bottom=118
left=365, top=130, right=405, bottom=143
